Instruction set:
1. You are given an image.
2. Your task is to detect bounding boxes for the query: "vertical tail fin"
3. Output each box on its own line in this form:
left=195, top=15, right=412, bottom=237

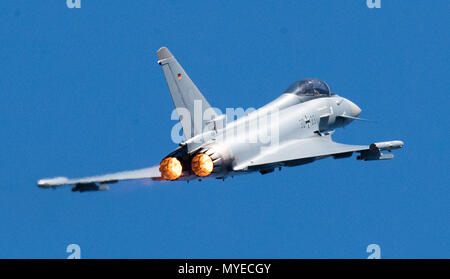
left=157, top=47, right=217, bottom=140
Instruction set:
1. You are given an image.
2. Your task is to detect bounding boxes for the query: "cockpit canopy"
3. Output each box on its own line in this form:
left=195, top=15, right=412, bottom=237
left=284, top=78, right=332, bottom=97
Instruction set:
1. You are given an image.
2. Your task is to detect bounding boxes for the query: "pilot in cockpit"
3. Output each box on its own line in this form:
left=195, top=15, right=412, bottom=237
left=284, top=78, right=332, bottom=97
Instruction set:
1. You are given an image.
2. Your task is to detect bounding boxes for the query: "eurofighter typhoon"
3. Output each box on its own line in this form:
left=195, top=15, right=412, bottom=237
left=38, top=47, right=404, bottom=192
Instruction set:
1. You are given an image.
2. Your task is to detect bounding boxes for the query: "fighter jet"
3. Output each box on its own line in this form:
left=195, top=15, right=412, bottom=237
left=37, top=47, right=404, bottom=192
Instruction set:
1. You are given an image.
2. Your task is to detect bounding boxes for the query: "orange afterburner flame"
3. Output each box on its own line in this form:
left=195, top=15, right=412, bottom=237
left=159, top=157, right=182, bottom=180
left=191, top=153, right=214, bottom=177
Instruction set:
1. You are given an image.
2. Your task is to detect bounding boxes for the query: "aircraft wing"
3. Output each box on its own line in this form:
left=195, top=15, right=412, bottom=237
left=37, top=166, right=162, bottom=192
left=234, top=134, right=404, bottom=171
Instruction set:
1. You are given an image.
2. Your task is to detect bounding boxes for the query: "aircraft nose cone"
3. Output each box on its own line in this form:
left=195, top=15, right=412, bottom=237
left=348, top=100, right=362, bottom=117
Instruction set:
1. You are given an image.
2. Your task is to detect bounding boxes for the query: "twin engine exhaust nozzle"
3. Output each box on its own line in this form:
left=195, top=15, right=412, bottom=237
left=159, top=154, right=214, bottom=181
left=159, top=157, right=183, bottom=180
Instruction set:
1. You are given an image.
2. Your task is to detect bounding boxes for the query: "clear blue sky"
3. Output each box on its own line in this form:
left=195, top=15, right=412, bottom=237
left=0, top=0, right=449, bottom=258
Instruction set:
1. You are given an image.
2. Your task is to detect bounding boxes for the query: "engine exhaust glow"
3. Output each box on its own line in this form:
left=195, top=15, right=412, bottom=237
left=159, top=157, right=182, bottom=180
left=191, top=153, right=214, bottom=177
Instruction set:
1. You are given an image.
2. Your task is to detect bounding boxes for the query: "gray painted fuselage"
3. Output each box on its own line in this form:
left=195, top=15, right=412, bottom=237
left=177, top=93, right=362, bottom=179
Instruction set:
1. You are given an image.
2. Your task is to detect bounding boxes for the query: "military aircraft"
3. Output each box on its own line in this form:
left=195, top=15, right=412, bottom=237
left=37, top=47, right=404, bottom=192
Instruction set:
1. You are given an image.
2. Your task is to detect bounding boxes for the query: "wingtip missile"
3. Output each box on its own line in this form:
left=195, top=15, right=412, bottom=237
left=371, top=140, right=404, bottom=151
left=37, top=177, right=69, bottom=188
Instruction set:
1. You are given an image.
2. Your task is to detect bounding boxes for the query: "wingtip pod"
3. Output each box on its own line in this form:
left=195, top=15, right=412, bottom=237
left=372, top=140, right=404, bottom=151
left=37, top=177, right=69, bottom=188
left=157, top=46, right=173, bottom=60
